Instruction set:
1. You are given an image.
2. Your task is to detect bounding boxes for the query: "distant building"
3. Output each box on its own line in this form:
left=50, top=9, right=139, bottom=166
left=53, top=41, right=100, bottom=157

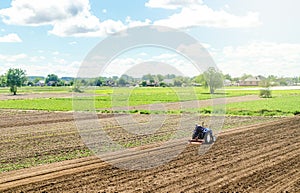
left=224, top=79, right=232, bottom=86
left=35, top=80, right=45, bottom=87
left=239, top=77, right=261, bottom=86
left=146, top=80, right=158, bottom=87
left=47, top=81, right=57, bottom=86
left=162, top=79, right=174, bottom=86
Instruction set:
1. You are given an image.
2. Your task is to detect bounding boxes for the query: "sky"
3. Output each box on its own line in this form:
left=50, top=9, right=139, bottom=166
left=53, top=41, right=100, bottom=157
left=0, top=0, right=299, bottom=78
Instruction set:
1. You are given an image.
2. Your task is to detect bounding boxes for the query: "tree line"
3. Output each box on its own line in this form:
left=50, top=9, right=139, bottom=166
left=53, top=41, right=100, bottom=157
left=1, top=68, right=299, bottom=95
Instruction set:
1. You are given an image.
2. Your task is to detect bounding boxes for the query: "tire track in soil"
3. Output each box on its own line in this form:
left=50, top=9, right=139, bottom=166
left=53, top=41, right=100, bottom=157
left=0, top=117, right=274, bottom=185
left=149, top=142, right=294, bottom=192
left=6, top=114, right=285, bottom=157
left=218, top=154, right=300, bottom=192
left=143, top=123, right=299, bottom=192
left=0, top=140, right=189, bottom=189
left=195, top=145, right=299, bottom=192
left=0, top=119, right=298, bottom=191
left=258, top=161, right=299, bottom=193
left=71, top=117, right=300, bottom=192
left=122, top=121, right=300, bottom=189
left=0, top=111, right=119, bottom=129
left=0, top=115, right=299, bottom=191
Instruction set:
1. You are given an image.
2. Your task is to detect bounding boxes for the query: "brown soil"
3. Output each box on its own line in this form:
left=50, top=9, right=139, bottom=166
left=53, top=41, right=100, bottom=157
left=0, top=111, right=298, bottom=193
left=0, top=109, right=278, bottom=168
left=0, top=92, right=103, bottom=100
left=0, top=93, right=73, bottom=100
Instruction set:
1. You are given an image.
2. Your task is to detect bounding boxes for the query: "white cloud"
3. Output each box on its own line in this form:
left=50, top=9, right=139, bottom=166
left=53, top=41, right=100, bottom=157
left=0, top=51, right=81, bottom=77
left=52, top=51, right=60, bottom=55
left=0, top=33, right=22, bottom=42
left=49, top=16, right=125, bottom=37
left=217, top=42, right=300, bottom=77
left=53, top=57, right=67, bottom=65
left=146, top=0, right=203, bottom=10
left=0, top=0, right=88, bottom=26
left=151, top=54, right=199, bottom=76
left=0, top=60, right=81, bottom=77
left=102, top=57, right=144, bottom=77
left=102, top=51, right=201, bottom=77
left=153, top=53, right=177, bottom=59
left=0, top=53, right=27, bottom=62
left=146, top=0, right=261, bottom=29
left=0, top=0, right=260, bottom=38
left=200, top=42, right=211, bottom=49
left=102, top=9, right=107, bottom=14
left=0, top=0, right=127, bottom=37
left=69, top=41, right=77, bottom=45
left=126, top=16, right=151, bottom=28
left=154, top=6, right=261, bottom=29
left=138, top=52, right=148, bottom=56
left=29, top=56, right=45, bottom=62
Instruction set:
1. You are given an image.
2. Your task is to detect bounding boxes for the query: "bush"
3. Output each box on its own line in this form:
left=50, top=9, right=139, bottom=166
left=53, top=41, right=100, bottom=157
left=140, top=110, right=150, bottom=114
left=259, top=89, right=272, bottom=98
left=72, top=82, right=84, bottom=93
left=201, top=108, right=211, bottom=114
left=294, top=111, right=300, bottom=115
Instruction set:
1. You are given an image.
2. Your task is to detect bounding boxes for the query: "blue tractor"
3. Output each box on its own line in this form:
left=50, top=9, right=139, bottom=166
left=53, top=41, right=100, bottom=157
left=189, top=123, right=216, bottom=144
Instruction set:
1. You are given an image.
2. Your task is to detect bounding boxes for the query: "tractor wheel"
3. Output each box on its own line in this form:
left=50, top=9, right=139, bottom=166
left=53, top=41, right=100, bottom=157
left=204, top=132, right=213, bottom=144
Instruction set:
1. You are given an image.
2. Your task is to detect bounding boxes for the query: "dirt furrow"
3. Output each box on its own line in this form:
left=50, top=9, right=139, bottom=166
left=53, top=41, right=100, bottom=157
left=150, top=139, right=299, bottom=193
left=35, top=118, right=300, bottom=191
left=260, top=161, right=300, bottom=193
left=0, top=115, right=298, bottom=192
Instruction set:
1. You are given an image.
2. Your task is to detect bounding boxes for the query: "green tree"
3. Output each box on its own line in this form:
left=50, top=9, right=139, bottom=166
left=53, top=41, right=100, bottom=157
left=165, top=74, right=176, bottom=79
left=278, top=78, right=288, bottom=86
left=203, top=67, right=223, bottom=94
left=27, top=81, right=34, bottom=86
left=193, top=74, right=207, bottom=86
left=141, top=80, right=147, bottom=87
left=118, top=78, right=127, bottom=87
left=142, top=74, right=154, bottom=80
left=174, top=79, right=183, bottom=87
left=267, top=75, right=277, bottom=82
left=0, top=74, right=7, bottom=87
left=259, top=79, right=271, bottom=88
left=33, top=77, right=42, bottom=84
left=174, top=77, right=185, bottom=87
left=156, top=74, right=164, bottom=82
left=45, top=74, right=59, bottom=86
left=72, top=80, right=84, bottom=93
left=95, top=78, right=103, bottom=86
left=6, top=68, right=27, bottom=95
left=292, top=77, right=299, bottom=85
left=223, top=74, right=232, bottom=81
left=259, top=79, right=272, bottom=98
left=240, top=73, right=253, bottom=81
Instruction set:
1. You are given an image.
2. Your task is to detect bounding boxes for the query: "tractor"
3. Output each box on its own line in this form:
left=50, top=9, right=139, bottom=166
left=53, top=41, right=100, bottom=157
left=189, top=123, right=216, bottom=144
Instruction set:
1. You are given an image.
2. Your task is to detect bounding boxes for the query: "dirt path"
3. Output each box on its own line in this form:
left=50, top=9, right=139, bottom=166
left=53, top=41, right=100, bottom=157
left=104, top=95, right=262, bottom=111
left=0, top=93, right=102, bottom=100
left=0, top=93, right=72, bottom=100
left=0, top=116, right=299, bottom=192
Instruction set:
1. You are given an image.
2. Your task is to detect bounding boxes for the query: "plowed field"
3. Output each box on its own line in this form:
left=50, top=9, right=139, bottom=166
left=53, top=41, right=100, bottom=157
left=0, top=110, right=299, bottom=192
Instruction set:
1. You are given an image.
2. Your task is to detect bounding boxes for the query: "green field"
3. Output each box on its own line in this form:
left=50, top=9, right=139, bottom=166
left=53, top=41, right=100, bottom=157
left=0, top=86, right=299, bottom=116
left=225, top=95, right=300, bottom=116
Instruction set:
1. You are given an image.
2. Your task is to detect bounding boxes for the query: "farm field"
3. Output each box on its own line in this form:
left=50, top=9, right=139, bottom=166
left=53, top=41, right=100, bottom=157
left=0, top=109, right=278, bottom=173
left=0, top=110, right=299, bottom=192
left=0, top=86, right=299, bottom=116
left=0, top=87, right=299, bottom=192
